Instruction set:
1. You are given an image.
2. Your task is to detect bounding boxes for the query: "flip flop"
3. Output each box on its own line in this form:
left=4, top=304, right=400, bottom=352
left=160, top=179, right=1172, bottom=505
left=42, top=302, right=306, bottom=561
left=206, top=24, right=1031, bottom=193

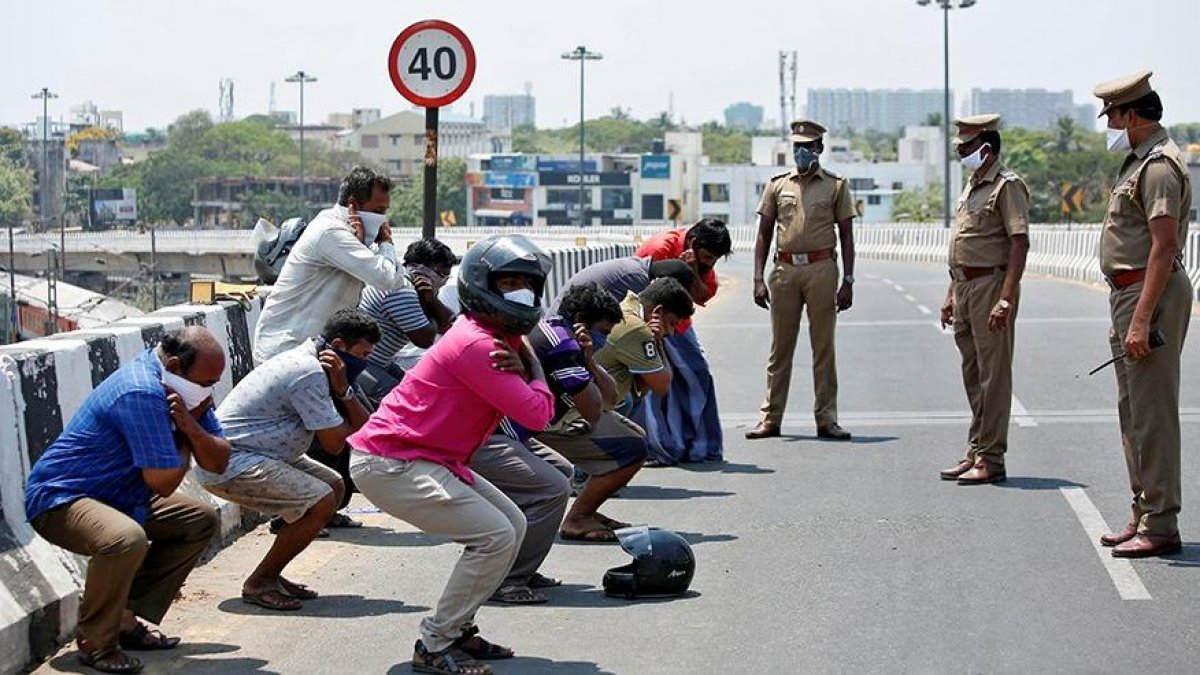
left=559, top=526, right=618, bottom=543
left=241, top=588, right=302, bottom=611
left=279, top=577, right=319, bottom=600
left=489, top=585, right=548, bottom=605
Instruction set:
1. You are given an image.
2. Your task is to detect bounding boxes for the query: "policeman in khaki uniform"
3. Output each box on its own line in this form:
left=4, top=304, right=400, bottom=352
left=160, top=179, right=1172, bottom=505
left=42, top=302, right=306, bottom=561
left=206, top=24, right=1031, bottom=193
left=937, top=114, right=1030, bottom=485
left=748, top=119, right=856, bottom=441
left=1092, top=71, right=1192, bottom=558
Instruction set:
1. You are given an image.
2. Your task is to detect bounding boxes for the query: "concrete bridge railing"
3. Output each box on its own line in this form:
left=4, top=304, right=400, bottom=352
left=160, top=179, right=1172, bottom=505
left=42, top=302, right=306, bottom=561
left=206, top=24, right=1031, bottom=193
left=0, top=239, right=634, bottom=675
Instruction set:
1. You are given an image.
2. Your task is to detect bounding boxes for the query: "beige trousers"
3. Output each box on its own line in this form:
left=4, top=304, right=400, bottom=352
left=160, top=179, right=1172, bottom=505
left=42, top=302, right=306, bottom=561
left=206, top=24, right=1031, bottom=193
left=349, top=451, right=526, bottom=651
left=759, top=257, right=840, bottom=427
left=1109, top=270, right=1191, bottom=535
left=31, top=493, right=218, bottom=651
left=953, top=271, right=1018, bottom=468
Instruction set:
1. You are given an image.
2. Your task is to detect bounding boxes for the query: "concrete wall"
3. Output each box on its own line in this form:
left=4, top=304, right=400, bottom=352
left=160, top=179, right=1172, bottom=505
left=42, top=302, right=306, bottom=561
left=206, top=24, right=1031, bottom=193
left=0, top=241, right=634, bottom=674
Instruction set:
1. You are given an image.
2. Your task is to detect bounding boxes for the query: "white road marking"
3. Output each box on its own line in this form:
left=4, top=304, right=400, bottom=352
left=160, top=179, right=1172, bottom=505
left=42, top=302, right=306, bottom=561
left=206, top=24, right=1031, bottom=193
left=904, top=294, right=917, bottom=303
left=916, top=304, right=932, bottom=315
left=881, top=278, right=893, bottom=285
left=1011, top=395, right=1037, bottom=427
left=1059, top=487, right=1152, bottom=601
left=893, top=284, right=905, bottom=292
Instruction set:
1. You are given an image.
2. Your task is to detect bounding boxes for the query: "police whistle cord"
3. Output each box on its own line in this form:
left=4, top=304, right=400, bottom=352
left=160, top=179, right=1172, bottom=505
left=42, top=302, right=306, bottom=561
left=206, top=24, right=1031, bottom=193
left=1086, top=329, right=1166, bottom=376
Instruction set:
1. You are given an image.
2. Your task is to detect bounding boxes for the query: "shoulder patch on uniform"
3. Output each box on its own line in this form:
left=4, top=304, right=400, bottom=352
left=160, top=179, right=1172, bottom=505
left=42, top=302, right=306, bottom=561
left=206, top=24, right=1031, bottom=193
left=821, top=167, right=843, bottom=180
left=770, top=169, right=792, bottom=181
left=642, top=341, right=657, bottom=360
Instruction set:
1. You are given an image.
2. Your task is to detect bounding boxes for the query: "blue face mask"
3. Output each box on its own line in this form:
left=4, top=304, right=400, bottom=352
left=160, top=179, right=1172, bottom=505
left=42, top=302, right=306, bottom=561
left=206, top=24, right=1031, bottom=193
left=589, top=328, right=609, bottom=351
left=317, top=336, right=370, bottom=384
left=794, top=147, right=820, bottom=174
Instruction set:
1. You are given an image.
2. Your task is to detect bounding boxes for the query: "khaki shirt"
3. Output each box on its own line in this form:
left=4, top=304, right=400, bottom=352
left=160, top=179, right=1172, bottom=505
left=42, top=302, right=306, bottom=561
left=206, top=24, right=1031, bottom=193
left=1099, top=127, right=1191, bottom=276
left=757, top=167, right=855, bottom=253
left=593, top=292, right=665, bottom=403
left=948, top=161, right=1030, bottom=268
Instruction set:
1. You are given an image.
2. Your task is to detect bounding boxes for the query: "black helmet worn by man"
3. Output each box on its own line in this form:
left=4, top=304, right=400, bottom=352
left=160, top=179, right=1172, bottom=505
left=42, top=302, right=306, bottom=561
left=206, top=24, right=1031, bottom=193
left=457, top=234, right=553, bottom=337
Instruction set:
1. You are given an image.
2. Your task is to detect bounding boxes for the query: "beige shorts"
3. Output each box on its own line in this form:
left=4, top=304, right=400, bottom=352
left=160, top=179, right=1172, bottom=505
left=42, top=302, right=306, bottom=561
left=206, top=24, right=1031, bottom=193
left=204, top=455, right=340, bottom=523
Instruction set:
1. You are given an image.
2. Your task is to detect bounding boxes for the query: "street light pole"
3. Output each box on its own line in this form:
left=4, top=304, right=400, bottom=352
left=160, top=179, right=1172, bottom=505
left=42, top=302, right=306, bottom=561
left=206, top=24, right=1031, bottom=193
left=32, top=89, right=58, bottom=234
left=285, top=71, right=317, bottom=213
left=917, top=0, right=975, bottom=228
left=562, top=47, right=602, bottom=228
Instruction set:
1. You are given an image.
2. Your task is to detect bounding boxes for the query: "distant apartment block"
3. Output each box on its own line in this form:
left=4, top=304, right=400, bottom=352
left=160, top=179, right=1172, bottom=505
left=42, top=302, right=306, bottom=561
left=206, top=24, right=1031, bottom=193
left=969, top=89, right=1095, bottom=131
left=724, top=102, right=765, bottom=131
left=806, top=89, right=948, bottom=133
left=338, top=110, right=511, bottom=179
left=483, top=93, right=536, bottom=130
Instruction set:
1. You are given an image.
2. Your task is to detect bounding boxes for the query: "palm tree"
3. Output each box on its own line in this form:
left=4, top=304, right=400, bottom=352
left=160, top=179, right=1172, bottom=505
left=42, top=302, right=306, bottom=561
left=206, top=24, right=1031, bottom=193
left=1046, top=116, right=1085, bottom=154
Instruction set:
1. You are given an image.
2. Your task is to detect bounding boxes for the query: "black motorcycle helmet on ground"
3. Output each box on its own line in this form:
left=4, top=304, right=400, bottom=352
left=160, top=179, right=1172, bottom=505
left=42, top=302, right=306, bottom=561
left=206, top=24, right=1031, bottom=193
left=603, top=526, right=696, bottom=599
left=457, top=234, right=553, bottom=336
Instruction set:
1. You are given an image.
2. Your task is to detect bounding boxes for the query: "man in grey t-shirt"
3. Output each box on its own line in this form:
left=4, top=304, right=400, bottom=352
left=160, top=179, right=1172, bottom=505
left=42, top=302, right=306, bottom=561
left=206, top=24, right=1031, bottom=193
left=198, top=310, right=378, bottom=611
left=551, top=256, right=694, bottom=314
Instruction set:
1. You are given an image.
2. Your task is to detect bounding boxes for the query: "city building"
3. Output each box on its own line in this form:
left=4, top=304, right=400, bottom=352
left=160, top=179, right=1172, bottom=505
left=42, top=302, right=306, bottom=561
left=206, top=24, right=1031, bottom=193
left=968, top=88, right=1096, bottom=131
left=724, top=102, right=765, bottom=131
left=806, top=89, right=948, bottom=133
left=191, top=176, right=341, bottom=228
left=336, top=110, right=510, bottom=179
left=483, top=92, right=536, bottom=130
left=463, top=132, right=704, bottom=227
left=325, top=108, right=382, bottom=131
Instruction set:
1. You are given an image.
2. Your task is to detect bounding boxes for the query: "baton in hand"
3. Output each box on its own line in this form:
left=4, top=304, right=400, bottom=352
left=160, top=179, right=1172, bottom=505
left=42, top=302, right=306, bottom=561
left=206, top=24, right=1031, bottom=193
left=1088, top=329, right=1166, bottom=376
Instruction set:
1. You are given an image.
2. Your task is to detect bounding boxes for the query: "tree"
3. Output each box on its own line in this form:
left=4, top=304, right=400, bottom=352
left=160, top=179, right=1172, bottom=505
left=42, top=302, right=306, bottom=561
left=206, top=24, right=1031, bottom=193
left=387, top=157, right=467, bottom=228
left=892, top=182, right=944, bottom=221
left=924, top=113, right=943, bottom=127
left=167, top=109, right=214, bottom=151
left=1044, top=116, right=1085, bottom=154
left=700, top=122, right=750, bottom=164
left=0, top=159, right=33, bottom=228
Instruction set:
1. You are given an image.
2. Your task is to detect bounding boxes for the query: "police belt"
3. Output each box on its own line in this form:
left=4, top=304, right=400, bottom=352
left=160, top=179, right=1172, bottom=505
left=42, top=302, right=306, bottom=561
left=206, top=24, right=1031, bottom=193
left=949, top=265, right=1006, bottom=282
left=776, top=248, right=835, bottom=265
left=1105, top=260, right=1185, bottom=290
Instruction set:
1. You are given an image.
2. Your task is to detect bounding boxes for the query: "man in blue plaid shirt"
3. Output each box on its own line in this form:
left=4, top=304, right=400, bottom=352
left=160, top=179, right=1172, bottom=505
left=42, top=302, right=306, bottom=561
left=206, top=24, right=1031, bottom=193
left=24, top=327, right=231, bottom=674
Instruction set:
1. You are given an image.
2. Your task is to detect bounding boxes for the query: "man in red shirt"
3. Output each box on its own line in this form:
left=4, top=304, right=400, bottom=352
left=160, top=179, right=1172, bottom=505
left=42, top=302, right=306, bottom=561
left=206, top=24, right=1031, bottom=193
left=633, top=219, right=732, bottom=463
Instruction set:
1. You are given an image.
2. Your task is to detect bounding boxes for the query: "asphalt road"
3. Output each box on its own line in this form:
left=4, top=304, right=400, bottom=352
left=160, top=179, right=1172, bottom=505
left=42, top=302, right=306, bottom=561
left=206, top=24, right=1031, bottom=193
left=36, top=257, right=1200, bottom=674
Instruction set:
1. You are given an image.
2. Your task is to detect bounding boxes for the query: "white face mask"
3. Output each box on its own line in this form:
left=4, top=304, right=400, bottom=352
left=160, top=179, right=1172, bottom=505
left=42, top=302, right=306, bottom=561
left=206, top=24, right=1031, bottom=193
left=356, top=211, right=387, bottom=244
left=960, top=144, right=989, bottom=171
left=1106, top=127, right=1131, bottom=152
left=503, top=289, right=537, bottom=307
left=162, top=370, right=214, bottom=411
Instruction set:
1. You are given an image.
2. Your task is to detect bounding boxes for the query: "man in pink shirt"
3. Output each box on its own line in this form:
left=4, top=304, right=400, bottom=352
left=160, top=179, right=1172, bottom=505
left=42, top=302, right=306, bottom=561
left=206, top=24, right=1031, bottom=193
left=348, top=235, right=554, bottom=675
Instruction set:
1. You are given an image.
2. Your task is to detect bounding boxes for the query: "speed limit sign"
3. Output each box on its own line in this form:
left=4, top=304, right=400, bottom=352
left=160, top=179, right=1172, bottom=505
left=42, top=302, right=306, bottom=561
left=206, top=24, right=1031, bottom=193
left=388, top=20, right=476, bottom=108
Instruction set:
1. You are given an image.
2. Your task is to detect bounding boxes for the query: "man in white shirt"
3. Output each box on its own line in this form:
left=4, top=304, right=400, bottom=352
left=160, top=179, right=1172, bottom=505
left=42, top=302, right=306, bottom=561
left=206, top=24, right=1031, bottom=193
left=254, top=166, right=411, bottom=364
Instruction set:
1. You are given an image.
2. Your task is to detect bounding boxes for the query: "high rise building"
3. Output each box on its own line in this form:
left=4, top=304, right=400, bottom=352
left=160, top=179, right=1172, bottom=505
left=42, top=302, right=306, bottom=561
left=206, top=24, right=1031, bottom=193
left=483, top=91, right=536, bottom=130
left=969, top=89, right=1096, bottom=131
left=806, top=89, right=948, bottom=133
left=724, top=102, right=765, bottom=131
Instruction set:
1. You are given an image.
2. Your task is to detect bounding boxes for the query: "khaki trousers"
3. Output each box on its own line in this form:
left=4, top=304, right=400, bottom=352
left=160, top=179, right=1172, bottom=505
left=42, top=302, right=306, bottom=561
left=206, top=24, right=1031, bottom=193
left=31, top=494, right=219, bottom=651
left=759, top=257, right=839, bottom=427
left=953, top=272, right=1018, bottom=468
left=469, top=435, right=571, bottom=588
left=349, top=451, right=526, bottom=651
left=1109, top=270, right=1191, bottom=535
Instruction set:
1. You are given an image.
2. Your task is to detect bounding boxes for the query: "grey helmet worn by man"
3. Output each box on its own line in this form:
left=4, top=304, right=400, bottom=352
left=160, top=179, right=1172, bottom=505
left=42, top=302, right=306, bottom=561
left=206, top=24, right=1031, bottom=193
left=457, top=233, right=553, bottom=336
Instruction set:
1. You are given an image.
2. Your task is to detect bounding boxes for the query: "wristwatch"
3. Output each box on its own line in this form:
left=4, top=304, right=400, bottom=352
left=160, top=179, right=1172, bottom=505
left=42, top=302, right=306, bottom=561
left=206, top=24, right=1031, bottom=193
left=339, top=384, right=356, bottom=401
left=997, top=299, right=1011, bottom=310
left=843, top=275, right=855, bottom=285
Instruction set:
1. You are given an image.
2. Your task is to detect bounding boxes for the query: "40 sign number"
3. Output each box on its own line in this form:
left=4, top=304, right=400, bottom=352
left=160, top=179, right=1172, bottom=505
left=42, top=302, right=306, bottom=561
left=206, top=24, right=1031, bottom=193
left=388, top=20, right=476, bottom=108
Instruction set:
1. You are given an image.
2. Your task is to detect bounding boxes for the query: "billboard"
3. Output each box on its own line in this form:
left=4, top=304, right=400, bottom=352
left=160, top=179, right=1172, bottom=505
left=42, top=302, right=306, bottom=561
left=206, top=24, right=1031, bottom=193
left=483, top=171, right=537, bottom=188
left=488, top=155, right=537, bottom=171
left=641, top=154, right=671, bottom=179
left=89, top=188, right=137, bottom=226
left=538, top=171, right=630, bottom=187
left=536, top=158, right=597, bottom=173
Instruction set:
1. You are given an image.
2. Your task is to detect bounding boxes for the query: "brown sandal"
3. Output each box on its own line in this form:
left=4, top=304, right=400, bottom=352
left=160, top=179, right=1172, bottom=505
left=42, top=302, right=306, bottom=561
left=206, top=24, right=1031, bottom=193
left=454, top=627, right=514, bottom=660
left=78, top=645, right=143, bottom=673
left=412, top=639, right=492, bottom=674
left=118, top=622, right=180, bottom=651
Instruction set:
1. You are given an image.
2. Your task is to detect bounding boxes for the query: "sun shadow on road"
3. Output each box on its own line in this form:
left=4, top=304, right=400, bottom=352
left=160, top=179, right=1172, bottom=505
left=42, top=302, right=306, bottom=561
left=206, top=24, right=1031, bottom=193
left=49, top=644, right=279, bottom=675
left=994, top=476, right=1087, bottom=490
left=217, top=595, right=429, bottom=618
left=387, top=656, right=617, bottom=674
left=779, top=434, right=899, bottom=445
left=1163, top=543, right=1200, bottom=568
left=327, top=527, right=449, bottom=548
left=677, top=461, right=776, bottom=475
left=524, top=588, right=703, bottom=609
left=616, top=485, right=735, bottom=500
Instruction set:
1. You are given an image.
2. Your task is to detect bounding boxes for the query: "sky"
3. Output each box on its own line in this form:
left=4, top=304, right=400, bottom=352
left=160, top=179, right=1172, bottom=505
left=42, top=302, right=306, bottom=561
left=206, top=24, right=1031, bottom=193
left=4, top=0, right=1199, bottom=134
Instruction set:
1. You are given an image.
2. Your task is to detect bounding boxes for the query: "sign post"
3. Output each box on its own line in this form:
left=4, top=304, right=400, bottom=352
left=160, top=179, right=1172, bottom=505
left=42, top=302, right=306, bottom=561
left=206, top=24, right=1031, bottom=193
left=388, top=20, right=476, bottom=239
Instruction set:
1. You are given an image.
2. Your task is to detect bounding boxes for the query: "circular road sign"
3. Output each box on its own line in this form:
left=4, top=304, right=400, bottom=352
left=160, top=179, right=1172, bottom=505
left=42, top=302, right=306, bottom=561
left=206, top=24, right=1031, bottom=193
left=388, top=20, right=476, bottom=108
